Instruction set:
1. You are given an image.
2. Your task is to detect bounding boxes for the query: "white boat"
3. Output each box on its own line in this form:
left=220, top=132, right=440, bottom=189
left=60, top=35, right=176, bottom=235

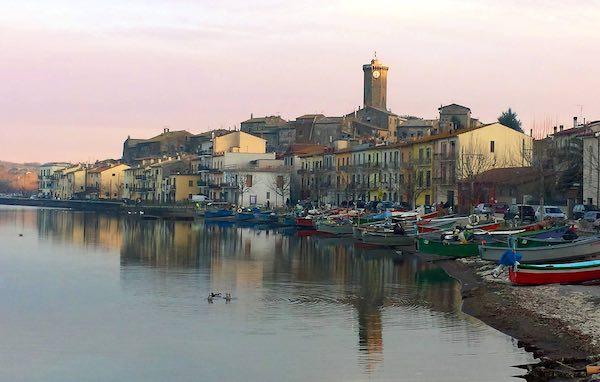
left=360, top=230, right=416, bottom=247
left=479, top=235, right=600, bottom=263
left=315, top=219, right=354, bottom=236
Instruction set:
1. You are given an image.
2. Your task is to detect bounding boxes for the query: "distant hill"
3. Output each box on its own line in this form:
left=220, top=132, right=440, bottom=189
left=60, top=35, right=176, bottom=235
left=0, top=161, right=39, bottom=194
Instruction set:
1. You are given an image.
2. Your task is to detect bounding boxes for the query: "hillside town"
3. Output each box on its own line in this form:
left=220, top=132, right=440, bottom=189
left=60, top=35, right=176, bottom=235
left=30, top=56, right=599, bottom=217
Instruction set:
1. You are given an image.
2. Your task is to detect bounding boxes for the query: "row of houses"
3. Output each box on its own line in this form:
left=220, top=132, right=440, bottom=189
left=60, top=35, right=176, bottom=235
left=285, top=122, right=534, bottom=210
left=39, top=131, right=292, bottom=207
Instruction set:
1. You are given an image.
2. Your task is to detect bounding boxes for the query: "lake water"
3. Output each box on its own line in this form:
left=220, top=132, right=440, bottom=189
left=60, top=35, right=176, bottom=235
left=0, top=206, right=535, bottom=381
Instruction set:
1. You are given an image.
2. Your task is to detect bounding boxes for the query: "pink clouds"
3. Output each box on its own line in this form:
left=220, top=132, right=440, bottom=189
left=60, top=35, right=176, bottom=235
left=1, top=1, right=599, bottom=162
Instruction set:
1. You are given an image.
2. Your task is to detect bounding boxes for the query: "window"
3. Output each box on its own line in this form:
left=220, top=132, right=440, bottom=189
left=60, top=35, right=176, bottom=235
left=188, top=180, right=193, bottom=187
left=426, top=170, right=431, bottom=187
left=266, top=192, right=270, bottom=200
left=245, top=175, right=253, bottom=187
left=490, top=141, right=495, bottom=153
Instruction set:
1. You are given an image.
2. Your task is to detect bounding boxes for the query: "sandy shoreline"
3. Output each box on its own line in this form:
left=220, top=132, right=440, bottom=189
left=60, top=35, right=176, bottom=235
left=433, top=256, right=600, bottom=380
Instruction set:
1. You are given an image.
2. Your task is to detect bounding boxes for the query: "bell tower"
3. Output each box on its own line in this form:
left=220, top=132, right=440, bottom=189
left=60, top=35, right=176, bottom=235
left=363, top=53, right=389, bottom=110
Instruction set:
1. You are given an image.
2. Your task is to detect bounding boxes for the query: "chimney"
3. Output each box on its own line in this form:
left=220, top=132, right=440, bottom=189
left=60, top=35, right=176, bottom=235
left=530, top=129, right=533, bottom=137
left=553, top=126, right=557, bottom=134
left=251, top=113, right=253, bottom=119
left=574, top=116, right=578, bottom=128
left=559, top=125, right=564, bottom=132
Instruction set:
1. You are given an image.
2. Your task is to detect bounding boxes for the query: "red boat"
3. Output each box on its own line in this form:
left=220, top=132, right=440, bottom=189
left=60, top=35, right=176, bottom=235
left=296, top=217, right=317, bottom=228
left=509, top=259, right=600, bottom=285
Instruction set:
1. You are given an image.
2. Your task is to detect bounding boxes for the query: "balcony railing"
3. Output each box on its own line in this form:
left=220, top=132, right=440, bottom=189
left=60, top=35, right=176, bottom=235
left=433, top=153, right=456, bottom=161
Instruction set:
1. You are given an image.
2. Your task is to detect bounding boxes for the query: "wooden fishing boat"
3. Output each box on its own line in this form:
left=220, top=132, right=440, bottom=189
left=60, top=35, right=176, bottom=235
left=480, top=235, right=600, bottom=263
left=361, top=230, right=416, bottom=247
left=509, top=259, right=600, bottom=285
left=315, top=219, right=353, bottom=236
left=235, top=208, right=257, bottom=221
left=296, top=216, right=318, bottom=228
left=417, top=238, right=479, bottom=258
left=254, top=210, right=277, bottom=223
left=204, top=208, right=235, bottom=220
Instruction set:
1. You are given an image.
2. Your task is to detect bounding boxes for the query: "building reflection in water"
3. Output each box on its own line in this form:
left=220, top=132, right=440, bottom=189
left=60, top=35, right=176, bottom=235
left=16, top=208, right=464, bottom=374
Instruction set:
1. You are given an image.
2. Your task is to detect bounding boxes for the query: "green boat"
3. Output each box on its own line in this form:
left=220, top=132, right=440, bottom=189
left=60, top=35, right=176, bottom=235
left=416, top=237, right=479, bottom=258
left=416, top=224, right=572, bottom=258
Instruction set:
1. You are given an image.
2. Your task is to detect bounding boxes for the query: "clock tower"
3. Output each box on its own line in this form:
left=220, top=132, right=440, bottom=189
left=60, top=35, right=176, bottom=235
left=363, top=54, right=389, bottom=110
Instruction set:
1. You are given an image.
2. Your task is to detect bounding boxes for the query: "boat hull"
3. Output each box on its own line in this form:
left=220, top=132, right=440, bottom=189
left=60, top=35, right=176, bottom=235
left=361, top=233, right=415, bottom=247
left=205, top=210, right=235, bottom=220
left=417, top=238, right=479, bottom=258
left=509, top=260, right=600, bottom=285
left=296, top=217, right=316, bottom=228
left=480, top=236, right=600, bottom=263
left=315, top=222, right=353, bottom=236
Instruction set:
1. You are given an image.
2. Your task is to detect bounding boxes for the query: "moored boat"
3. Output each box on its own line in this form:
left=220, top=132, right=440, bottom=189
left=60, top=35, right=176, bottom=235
left=254, top=210, right=277, bottom=223
left=361, top=230, right=416, bottom=247
left=417, top=238, right=479, bottom=258
left=509, top=259, right=600, bottom=285
left=205, top=209, right=235, bottom=220
left=480, top=235, right=600, bottom=263
left=315, top=218, right=354, bottom=236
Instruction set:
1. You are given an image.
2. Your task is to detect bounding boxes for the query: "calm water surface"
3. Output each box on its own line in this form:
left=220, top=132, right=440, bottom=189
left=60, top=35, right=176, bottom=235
left=0, top=206, right=534, bottom=381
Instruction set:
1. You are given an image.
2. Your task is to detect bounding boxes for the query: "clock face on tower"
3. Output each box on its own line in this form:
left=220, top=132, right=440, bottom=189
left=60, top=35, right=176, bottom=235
left=372, top=70, right=380, bottom=79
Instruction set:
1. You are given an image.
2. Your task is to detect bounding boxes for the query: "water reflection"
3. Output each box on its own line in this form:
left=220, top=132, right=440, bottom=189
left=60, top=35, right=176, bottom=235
left=0, top=206, right=534, bottom=382
left=116, top=219, right=463, bottom=372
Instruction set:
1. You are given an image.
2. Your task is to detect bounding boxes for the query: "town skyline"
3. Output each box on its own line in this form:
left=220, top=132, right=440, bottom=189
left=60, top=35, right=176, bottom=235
left=2, top=0, right=599, bottom=163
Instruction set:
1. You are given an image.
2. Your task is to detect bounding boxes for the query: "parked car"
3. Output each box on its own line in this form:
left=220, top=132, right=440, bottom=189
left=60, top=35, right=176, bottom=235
left=583, top=210, right=600, bottom=223
left=504, top=204, right=536, bottom=222
left=474, top=203, right=493, bottom=214
left=494, top=202, right=509, bottom=214
left=376, top=201, right=394, bottom=211
left=573, top=204, right=599, bottom=220
left=535, top=206, right=566, bottom=221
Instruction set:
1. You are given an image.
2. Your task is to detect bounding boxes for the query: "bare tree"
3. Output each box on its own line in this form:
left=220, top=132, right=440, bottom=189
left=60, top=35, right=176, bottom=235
left=267, top=170, right=291, bottom=208
left=454, top=136, right=503, bottom=212
left=235, top=173, right=253, bottom=207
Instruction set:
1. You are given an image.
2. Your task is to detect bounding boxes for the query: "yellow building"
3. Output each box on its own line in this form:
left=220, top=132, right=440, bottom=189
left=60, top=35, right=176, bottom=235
left=165, top=174, right=201, bottom=203
left=87, top=163, right=130, bottom=200
left=56, top=165, right=87, bottom=200
left=213, top=131, right=266, bottom=155
left=425, top=122, right=533, bottom=207
left=411, top=141, right=434, bottom=206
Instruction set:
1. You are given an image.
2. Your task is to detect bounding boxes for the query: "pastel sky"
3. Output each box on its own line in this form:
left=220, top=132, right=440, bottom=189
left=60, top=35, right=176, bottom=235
left=1, top=0, right=599, bottom=163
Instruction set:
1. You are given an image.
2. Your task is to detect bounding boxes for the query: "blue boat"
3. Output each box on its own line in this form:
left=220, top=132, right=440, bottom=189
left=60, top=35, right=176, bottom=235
left=204, top=208, right=235, bottom=220
left=254, top=210, right=277, bottom=223
left=236, top=208, right=259, bottom=221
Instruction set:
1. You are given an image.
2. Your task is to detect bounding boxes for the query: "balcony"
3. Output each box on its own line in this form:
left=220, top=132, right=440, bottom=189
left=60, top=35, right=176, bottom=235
left=433, top=153, right=456, bottom=161
left=415, top=158, right=432, bottom=166
left=197, top=180, right=207, bottom=186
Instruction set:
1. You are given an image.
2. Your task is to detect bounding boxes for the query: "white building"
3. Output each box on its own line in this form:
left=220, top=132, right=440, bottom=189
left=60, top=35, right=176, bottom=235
left=38, top=162, right=71, bottom=198
left=581, top=121, right=600, bottom=205
left=207, top=152, right=276, bottom=202
left=224, top=159, right=291, bottom=208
